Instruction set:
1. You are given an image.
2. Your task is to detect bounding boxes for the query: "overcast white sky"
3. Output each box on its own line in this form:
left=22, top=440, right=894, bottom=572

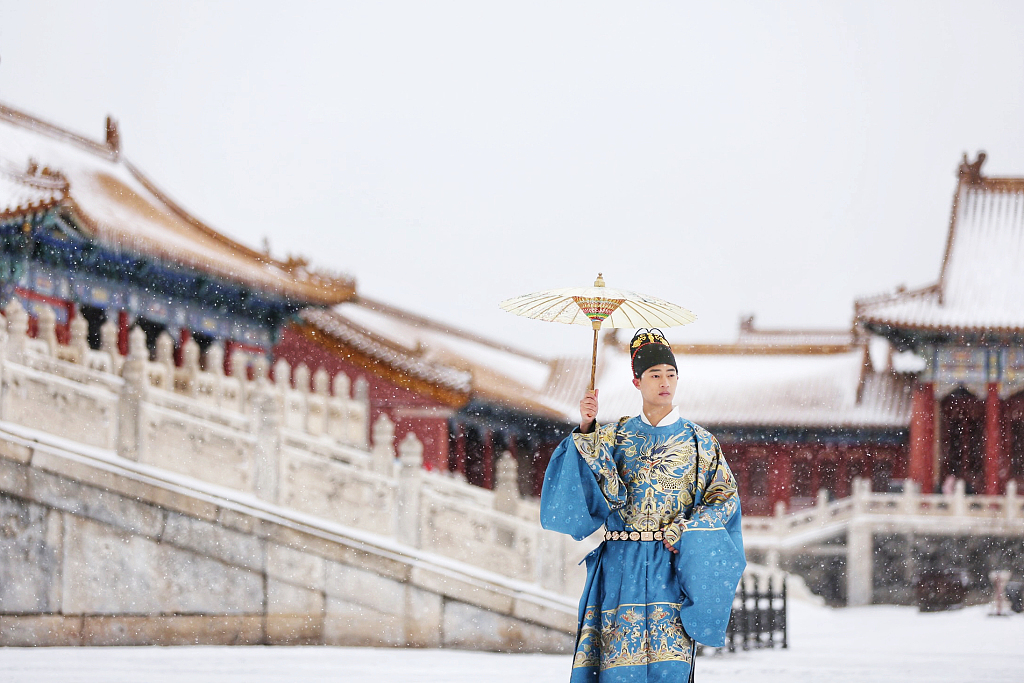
left=2, top=1, right=1023, bottom=356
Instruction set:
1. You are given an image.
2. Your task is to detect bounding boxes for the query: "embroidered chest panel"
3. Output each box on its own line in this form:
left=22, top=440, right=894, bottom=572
left=613, top=427, right=699, bottom=531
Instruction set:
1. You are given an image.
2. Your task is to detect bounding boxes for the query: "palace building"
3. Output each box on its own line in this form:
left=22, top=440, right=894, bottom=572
left=582, top=321, right=913, bottom=516
left=0, top=101, right=573, bottom=498
left=0, top=103, right=354, bottom=362
left=274, top=298, right=574, bottom=495
left=857, top=153, right=1024, bottom=497
left=3, top=99, right=1020, bottom=517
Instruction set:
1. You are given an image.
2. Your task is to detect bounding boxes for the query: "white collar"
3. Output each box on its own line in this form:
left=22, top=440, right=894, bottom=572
left=640, top=406, right=680, bottom=428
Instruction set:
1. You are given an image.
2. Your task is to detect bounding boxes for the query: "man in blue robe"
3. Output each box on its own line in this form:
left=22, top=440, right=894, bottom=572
left=541, top=329, right=745, bottom=682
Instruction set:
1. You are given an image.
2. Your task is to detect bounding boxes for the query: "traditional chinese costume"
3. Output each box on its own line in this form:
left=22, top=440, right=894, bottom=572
left=541, top=414, right=745, bottom=682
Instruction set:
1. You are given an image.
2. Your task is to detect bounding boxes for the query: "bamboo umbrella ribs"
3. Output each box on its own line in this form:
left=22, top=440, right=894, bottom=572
left=499, top=273, right=697, bottom=391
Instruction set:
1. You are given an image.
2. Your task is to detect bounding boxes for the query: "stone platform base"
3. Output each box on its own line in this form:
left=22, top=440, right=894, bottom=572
left=0, top=427, right=575, bottom=652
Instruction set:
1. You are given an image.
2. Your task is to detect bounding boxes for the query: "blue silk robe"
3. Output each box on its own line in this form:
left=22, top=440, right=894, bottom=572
left=541, top=416, right=745, bottom=682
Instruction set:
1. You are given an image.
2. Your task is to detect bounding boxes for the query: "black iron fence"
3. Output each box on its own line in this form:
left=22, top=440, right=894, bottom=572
left=723, top=575, right=787, bottom=652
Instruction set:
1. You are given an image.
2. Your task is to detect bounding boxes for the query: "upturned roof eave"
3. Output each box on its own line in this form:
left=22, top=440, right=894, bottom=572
left=0, top=100, right=357, bottom=308
left=290, top=319, right=472, bottom=408
left=859, top=315, right=1024, bottom=338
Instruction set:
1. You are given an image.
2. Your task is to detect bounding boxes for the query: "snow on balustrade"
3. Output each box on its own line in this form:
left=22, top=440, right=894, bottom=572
left=745, top=477, right=1024, bottom=606
left=0, top=299, right=592, bottom=597
left=745, top=476, right=1024, bottom=549
left=1, top=301, right=371, bottom=450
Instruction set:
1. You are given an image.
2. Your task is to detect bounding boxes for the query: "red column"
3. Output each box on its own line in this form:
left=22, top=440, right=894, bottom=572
left=58, top=302, right=75, bottom=345
left=223, top=339, right=235, bottom=375
left=909, top=382, right=936, bottom=492
left=117, top=310, right=130, bottom=356
left=176, top=328, right=191, bottom=366
left=432, top=420, right=450, bottom=474
left=985, top=383, right=1005, bottom=494
left=769, top=445, right=792, bottom=511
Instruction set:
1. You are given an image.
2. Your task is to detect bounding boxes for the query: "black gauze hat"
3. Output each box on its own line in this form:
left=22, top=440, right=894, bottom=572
left=629, top=329, right=677, bottom=379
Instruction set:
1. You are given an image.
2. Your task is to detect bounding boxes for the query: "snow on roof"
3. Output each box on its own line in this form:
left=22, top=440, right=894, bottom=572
left=306, top=298, right=577, bottom=419
left=0, top=163, right=66, bottom=217
left=340, top=301, right=552, bottom=390
left=0, top=103, right=353, bottom=305
left=734, top=316, right=855, bottom=349
left=591, top=344, right=911, bottom=429
left=308, top=299, right=911, bottom=429
left=300, top=308, right=473, bottom=394
left=858, top=160, right=1024, bottom=333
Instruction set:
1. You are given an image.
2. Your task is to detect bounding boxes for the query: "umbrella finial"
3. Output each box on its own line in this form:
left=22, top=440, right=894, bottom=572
left=594, top=273, right=605, bottom=288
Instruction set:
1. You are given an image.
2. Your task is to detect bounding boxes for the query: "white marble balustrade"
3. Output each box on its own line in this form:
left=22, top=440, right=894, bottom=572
left=0, top=299, right=591, bottom=598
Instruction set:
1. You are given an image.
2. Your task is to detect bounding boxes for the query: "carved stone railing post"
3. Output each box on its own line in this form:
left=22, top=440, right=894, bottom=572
left=354, top=376, right=369, bottom=401
left=307, top=368, right=329, bottom=436
left=155, top=332, right=175, bottom=388
left=952, top=479, right=968, bottom=516
left=396, top=431, right=424, bottom=547
left=223, top=349, right=248, bottom=410
left=37, top=305, right=57, bottom=356
left=252, top=355, right=270, bottom=384
left=815, top=488, right=830, bottom=523
left=851, top=477, right=869, bottom=515
left=354, top=376, right=370, bottom=449
left=205, top=343, right=225, bottom=376
left=251, top=372, right=282, bottom=504
left=203, top=343, right=225, bottom=404
left=773, top=499, right=787, bottom=534
left=294, top=363, right=310, bottom=393
left=313, top=368, right=329, bottom=395
left=273, top=359, right=291, bottom=390
left=67, top=311, right=89, bottom=363
left=332, top=371, right=351, bottom=399
left=327, top=371, right=351, bottom=443
left=229, top=349, right=248, bottom=379
left=179, top=338, right=201, bottom=396
left=117, top=327, right=148, bottom=461
left=203, top=344, right=224, bottom=376
left=371, top=413, right=395, bottom=474
left=4, top=299, right=27, bottom=362
left=901, top=479, right=920, bottom=515
left=493, top=451, right=520, bottom=515
left=100, top=318, right=122, bottom=374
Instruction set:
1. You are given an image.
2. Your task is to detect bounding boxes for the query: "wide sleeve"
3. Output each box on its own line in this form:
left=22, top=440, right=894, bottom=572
left=540, top=423, right=627, bottom=541
left=666, top=428, right=746, bottom=647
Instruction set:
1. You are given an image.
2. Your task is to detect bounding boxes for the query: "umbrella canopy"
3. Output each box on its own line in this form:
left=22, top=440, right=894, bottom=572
left=499, top=273, right=696, bottom=391
left=500, top=275, right=696, bottom=330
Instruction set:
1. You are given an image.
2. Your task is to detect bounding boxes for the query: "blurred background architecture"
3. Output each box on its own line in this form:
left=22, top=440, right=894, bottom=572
left=0, top=101, right=1021, bottom=647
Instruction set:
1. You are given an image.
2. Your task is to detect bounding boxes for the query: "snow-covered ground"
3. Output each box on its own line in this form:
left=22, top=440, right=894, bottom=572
left=2, top=602, right=1022, bottom=682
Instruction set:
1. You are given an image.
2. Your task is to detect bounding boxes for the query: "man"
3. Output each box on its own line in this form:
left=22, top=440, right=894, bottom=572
left=541, top=329, right=745, bottom=682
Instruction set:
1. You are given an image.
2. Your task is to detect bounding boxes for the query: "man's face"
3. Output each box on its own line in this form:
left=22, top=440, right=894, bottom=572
left=632, top=364, right=678, bottom=407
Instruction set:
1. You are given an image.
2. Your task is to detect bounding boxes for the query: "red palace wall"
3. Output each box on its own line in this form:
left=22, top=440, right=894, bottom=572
left=273, top=327, right=454, bottom=472
left=722, top=441, right=908, bottom=517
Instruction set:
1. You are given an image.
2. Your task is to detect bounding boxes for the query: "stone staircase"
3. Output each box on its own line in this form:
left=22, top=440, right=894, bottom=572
left=743, top=479, right=1024, bottom=605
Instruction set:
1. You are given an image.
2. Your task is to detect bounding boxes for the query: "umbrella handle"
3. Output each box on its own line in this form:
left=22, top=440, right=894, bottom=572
left=590, top=323, right=601, bottom=448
